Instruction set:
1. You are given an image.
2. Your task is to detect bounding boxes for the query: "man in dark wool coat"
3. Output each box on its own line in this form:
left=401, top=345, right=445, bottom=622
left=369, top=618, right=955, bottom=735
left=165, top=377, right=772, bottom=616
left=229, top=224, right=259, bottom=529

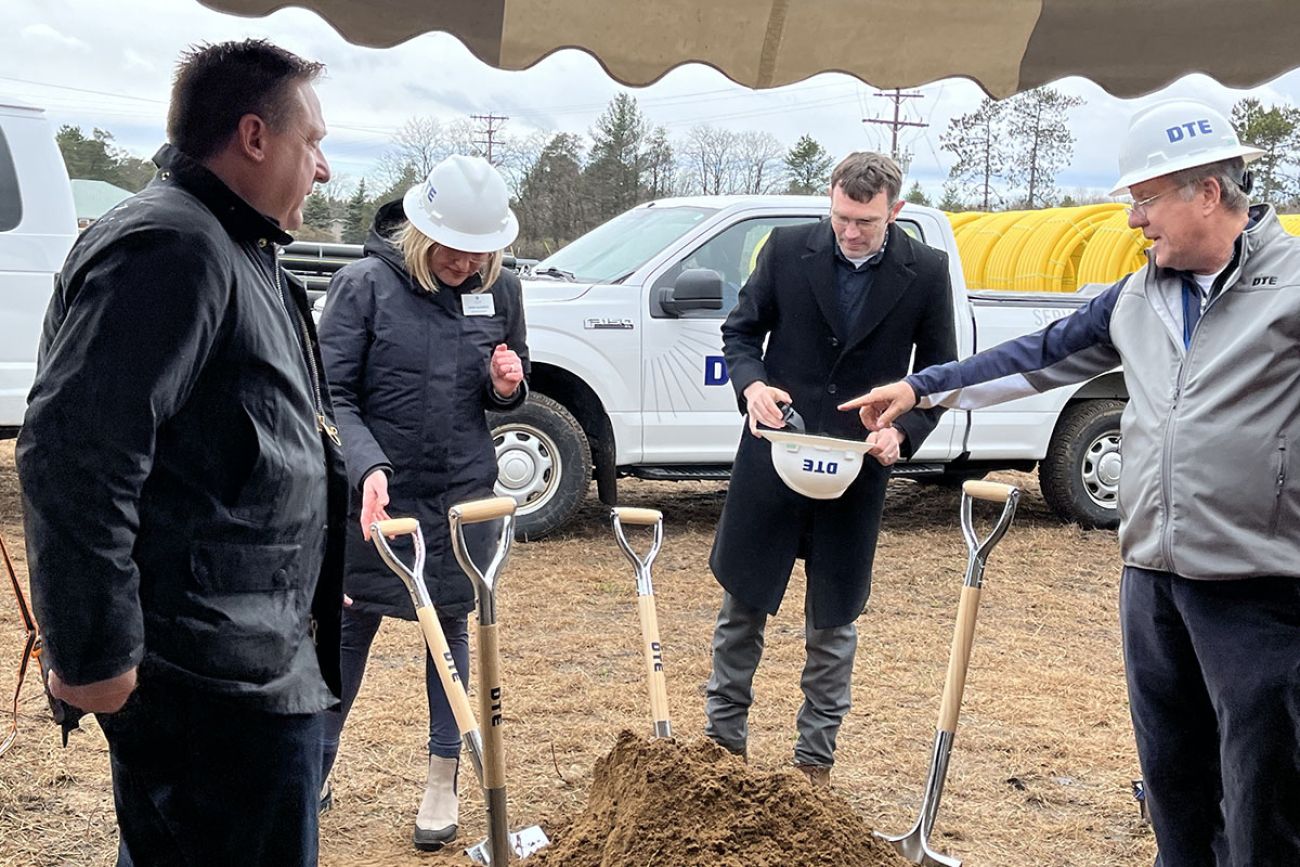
left=705, top=152, right=957, bottom=787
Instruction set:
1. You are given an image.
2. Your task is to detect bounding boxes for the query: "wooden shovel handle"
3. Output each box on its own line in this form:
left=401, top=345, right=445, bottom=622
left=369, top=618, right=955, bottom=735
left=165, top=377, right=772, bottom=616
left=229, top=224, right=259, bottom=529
left=614, top=507, right=662, bottom=526
left=374, top=517, right=419, bottom=536
left=937, top=585, right=981, bottom=734
left=415, top=607, right=479, bottom=737
left=449, top=496, right=517, bottom=524
left=477, top=622, right=506, bottom=789
left=637, top=595, right=671, bottom=730
left=962, top=480, right=1017, bottom=503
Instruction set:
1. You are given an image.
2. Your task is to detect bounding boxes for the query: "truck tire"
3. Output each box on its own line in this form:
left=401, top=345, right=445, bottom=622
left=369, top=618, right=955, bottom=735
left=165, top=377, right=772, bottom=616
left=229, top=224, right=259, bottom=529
left=489, top=393, right=593, bottom=541
left=1040, top=399, right=1124, bottom=530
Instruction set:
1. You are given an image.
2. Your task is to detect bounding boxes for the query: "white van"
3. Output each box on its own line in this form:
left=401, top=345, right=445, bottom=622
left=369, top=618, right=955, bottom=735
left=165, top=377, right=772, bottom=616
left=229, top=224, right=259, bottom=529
left=0, top=101, right=77, bottom=437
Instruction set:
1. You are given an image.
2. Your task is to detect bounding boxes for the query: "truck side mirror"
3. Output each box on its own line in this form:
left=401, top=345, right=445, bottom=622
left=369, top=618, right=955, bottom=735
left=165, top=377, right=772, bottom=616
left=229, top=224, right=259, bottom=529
left=658, top=268, right=724, bottom=316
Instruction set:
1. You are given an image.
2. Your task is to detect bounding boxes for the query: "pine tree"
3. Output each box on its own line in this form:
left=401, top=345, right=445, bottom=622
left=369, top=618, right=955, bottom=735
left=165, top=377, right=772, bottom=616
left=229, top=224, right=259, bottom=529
left=941, top=99, right=1007, bottom=211
left=343, top=179, right=369, bottom=245
left=582, top=94, right=649, bottom=223
left=1004, top=87, right=1085, bottom=208
left=783, top=135, right=833, bottom=195
left=1231, top=97, right=1300, bottom=205
left=904, top=180, right=931, bottom=207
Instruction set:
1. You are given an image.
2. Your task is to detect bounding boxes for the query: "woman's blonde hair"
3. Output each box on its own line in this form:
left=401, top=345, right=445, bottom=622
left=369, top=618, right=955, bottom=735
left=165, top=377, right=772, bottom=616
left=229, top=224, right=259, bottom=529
left=393, top=222, right=504, bottom=294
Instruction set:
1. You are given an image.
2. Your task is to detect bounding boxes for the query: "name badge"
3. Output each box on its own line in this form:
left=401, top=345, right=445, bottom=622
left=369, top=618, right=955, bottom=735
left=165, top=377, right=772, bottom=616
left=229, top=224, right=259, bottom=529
left=461, top=293, right=496, bottom=317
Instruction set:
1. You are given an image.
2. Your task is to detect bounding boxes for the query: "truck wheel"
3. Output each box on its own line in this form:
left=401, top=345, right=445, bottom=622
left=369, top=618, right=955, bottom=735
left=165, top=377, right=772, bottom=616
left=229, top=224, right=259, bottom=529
left=489, top=393, right=592, bottom=541
left=1040, top=399, right=1124, bottom=530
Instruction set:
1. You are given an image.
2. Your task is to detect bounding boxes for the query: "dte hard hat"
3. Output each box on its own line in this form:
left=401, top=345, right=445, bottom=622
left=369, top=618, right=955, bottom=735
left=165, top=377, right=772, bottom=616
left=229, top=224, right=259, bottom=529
left=1109, top=99, right=1264, bottom=197
left=756, top=429, right=877, bottom=500
left=403, top=155, right=520, bottom=253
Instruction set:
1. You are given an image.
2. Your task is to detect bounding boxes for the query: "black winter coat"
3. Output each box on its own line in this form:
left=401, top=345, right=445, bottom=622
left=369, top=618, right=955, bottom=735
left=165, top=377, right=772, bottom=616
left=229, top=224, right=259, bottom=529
left=17, top=144, right=347, bottom=713
left=710, top=219, right=957, bottom=629
left=319, top=201, right=529, bottom=619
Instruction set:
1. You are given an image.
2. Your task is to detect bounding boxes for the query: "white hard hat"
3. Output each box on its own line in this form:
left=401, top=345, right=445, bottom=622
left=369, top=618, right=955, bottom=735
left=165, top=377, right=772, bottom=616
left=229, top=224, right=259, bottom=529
left=403, top=154, right=520, bottom=253
left=1109, top=99, right=1264, bottom=197
left=756, top=429, right=877, bottom=500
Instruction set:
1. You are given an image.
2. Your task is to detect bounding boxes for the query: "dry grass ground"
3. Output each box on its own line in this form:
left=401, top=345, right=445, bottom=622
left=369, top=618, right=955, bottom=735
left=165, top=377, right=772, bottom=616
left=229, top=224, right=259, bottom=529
left=0, top=440, right=1155, bottom=866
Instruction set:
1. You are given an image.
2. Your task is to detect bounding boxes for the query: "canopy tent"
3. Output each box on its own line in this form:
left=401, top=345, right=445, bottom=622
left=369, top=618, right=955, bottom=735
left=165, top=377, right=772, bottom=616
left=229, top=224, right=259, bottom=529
left=198, top=0, right=1300, bottom=99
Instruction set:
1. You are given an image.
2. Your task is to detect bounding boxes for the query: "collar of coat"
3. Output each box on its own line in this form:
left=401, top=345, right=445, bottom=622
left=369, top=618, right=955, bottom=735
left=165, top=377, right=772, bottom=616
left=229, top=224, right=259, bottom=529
left=804, top=218, right=919, bottom=345
left=150, top=143, right=294, bottom=247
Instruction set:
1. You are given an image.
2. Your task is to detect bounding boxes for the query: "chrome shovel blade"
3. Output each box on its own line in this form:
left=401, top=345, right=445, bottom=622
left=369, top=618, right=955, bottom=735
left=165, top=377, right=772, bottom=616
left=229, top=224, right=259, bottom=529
left=465, top=825, right=550, bottom=864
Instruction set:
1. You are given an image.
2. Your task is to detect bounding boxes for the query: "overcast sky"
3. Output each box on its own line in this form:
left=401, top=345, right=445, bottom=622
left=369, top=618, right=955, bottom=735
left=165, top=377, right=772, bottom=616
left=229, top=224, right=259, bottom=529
left=6, top=0, right=1300, bottom=200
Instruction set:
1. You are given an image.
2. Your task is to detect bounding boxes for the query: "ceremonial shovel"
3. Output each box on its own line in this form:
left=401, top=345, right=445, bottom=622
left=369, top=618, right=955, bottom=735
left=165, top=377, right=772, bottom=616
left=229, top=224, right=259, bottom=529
left=370, top=508, right=547, bottom=865
left=610, top=507, right=672, bottom=738
left=876, top=480, right=1021, bottom=867
left=449, top=496, right=549, bottom=865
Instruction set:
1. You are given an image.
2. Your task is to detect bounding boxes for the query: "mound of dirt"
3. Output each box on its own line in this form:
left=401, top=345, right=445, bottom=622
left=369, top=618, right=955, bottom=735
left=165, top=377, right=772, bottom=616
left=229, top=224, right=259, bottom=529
left=530, top=731, right=908, bottom=867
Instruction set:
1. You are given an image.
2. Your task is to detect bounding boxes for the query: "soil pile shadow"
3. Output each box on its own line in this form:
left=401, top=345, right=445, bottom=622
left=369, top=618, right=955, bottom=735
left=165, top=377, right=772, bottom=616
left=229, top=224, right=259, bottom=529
left=531, top=731, right=908, bottom=867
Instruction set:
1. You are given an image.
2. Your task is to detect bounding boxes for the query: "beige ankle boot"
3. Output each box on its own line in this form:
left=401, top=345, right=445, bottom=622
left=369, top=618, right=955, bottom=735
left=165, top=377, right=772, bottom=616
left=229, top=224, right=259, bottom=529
left=413, top=755, right=459, bottom=851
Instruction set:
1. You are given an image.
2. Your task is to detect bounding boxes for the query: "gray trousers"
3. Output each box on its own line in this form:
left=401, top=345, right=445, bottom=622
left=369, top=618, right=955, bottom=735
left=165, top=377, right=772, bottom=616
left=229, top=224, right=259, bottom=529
left=704, top=590, right=857, bottom=767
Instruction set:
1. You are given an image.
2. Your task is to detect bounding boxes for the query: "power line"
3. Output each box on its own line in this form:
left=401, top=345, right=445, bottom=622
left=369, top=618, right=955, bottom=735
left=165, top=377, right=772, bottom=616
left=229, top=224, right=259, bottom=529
left=863, top=89, right=927, bottom=170
left=471, top=112, right=508, bottom=164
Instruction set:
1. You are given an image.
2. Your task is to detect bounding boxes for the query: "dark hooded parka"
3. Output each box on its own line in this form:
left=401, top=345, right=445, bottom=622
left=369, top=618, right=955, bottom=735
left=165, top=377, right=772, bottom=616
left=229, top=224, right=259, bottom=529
left=710, top=219, right=956, bottom=629
left=318, top=201, right=529, bottom=619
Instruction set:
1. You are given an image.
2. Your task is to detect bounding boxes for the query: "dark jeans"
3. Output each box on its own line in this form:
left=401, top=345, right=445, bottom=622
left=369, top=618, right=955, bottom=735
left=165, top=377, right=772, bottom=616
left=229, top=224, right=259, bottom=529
left=98, top=680, right=322, bottom=867
left=320, top=605, right=470, bottom=779
left=1120, top=567, right=1300, bottom=867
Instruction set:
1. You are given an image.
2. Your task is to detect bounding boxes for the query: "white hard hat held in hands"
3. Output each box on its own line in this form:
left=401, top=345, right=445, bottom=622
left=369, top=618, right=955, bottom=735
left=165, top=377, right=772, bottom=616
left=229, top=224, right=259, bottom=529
left=1110, top=99, right=1264, bottom=197
left=403, top=154, right=520, bottom=252
left=757, top=429, right=877, bottom=500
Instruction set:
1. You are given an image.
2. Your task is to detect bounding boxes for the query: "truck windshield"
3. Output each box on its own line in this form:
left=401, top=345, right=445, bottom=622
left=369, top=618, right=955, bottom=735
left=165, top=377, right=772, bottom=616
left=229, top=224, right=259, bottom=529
left=533, top=205, right=717, bottom=283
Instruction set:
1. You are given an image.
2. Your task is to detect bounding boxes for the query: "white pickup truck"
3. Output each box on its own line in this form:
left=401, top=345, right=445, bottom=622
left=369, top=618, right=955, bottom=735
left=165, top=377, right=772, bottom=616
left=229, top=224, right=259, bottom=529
left=0, top=101, right=78, bottom=440
left=474, top=196, right=1125, bottom=538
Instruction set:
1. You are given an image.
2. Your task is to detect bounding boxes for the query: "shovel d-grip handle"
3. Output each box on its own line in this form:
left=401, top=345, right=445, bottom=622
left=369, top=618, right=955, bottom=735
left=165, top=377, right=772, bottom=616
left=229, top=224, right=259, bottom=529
left=449, top=497, right=517, bottom=627
left=450, top=496, right=518, bottom=524
left=961, top=480, right=1017, bottom=503
left=611, top=508, right=671, bottom=737
left=374, top=517, right=419, bottom=536
left=611, top=506, right=661, bottom=526
left=370, top=518, right=486, bottom=784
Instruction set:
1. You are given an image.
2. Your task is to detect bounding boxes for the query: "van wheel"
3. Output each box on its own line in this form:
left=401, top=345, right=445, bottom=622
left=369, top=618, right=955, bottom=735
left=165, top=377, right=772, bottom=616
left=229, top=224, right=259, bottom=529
left=1040, top=399, right=1124, bottom=530
left=489, top=393, right=592, bottom=541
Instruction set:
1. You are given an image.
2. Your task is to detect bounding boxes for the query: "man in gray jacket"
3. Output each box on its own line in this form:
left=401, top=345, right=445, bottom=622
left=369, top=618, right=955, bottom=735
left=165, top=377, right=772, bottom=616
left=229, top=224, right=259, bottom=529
left=842, top=99, right=1299, bottom=866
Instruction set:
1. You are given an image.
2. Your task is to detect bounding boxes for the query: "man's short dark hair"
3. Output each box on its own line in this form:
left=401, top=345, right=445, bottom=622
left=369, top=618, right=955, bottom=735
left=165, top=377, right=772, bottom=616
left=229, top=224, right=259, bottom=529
left=830, top=152, right=903, bottom=205
left=168, top=39, right=324, bottom=161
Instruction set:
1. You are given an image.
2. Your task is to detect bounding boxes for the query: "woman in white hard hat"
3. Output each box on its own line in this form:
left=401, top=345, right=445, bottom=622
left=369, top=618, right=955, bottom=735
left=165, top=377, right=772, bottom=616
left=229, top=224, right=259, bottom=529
left=316, top=154, right=528, bottom=851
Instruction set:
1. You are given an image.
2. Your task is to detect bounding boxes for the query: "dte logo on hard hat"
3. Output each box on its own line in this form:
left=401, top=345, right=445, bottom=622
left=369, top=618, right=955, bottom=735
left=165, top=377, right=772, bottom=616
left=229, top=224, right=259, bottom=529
left=1166, top=120, right=1214, bottom=143
left=425, top=182, right=438, bottom=202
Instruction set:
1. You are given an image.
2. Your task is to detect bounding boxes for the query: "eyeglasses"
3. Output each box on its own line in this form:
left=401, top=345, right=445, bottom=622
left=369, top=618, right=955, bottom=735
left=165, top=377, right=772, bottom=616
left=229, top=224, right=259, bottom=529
left=1125, top=190, right=1170, bottom=219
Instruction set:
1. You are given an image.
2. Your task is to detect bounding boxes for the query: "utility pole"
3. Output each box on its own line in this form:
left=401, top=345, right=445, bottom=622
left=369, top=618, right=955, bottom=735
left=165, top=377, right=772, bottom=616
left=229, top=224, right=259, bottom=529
left=471, top=113, right=509, bottom=164
left=863, top=89, right=927, bottom=171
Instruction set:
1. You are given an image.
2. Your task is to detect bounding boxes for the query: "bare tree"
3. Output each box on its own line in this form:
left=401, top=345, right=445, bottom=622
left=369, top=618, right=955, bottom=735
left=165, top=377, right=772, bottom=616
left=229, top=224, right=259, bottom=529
left=735, top=131, right=785, bottom=194
left=642, top=127, right=676, bottom=200
left=681, top=125, right=740, bottom=195
left=376, top=116, right=450, bottom=189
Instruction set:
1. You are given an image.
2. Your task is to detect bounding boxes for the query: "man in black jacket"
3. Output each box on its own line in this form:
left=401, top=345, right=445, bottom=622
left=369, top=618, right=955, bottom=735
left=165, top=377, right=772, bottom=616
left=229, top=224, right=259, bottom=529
left=706, top=152, right=956, bottom=787
left=16, top=40, right=346, bottom=866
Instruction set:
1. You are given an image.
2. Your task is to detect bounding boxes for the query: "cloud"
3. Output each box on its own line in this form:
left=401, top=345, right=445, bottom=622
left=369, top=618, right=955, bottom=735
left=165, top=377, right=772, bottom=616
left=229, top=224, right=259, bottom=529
left=123, top=49, right=155, bottom=73
left=5, top=0, right=1300, bottom=199
left=21, top=23, right=90, bottom=51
